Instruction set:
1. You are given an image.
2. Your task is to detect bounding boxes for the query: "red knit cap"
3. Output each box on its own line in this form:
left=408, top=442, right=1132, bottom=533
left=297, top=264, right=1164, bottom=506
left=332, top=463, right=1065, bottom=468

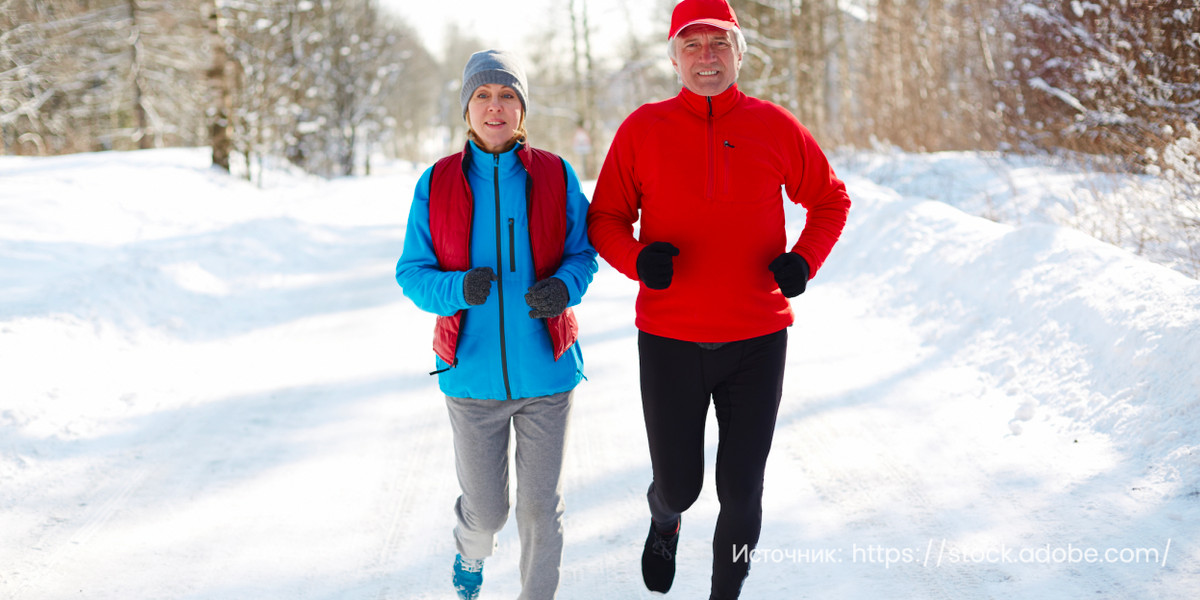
left=668, top=0, right=740, bottom=40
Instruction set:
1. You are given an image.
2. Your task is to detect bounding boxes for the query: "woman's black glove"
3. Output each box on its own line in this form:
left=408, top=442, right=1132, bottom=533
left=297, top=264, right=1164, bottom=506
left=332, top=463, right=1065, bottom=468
left=463, top=267, right=496, bottom=305
left=525, top=277, right=569, bottom=319
left=637, top=241, right=680, bottom=290
left=768, top=252, right=811, bottom=298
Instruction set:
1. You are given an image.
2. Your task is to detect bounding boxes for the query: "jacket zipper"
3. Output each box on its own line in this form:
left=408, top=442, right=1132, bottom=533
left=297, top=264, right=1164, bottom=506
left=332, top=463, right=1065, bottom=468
left=706, top=96, right=715, bottom=199
left=723, top=140, right=733, bottom=196
left=508, top=218, right=516, bottom=272
left=493, top=154, right=513, bottom=400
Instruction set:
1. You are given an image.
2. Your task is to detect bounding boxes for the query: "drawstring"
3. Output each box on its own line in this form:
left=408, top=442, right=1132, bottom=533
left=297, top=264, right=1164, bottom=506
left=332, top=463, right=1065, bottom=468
left=430, top=358, right=457, bottom=376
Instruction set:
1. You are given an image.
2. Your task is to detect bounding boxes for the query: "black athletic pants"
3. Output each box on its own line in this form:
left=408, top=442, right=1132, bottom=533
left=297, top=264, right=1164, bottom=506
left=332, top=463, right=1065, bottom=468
left=639, top=328, right=788, bottom=600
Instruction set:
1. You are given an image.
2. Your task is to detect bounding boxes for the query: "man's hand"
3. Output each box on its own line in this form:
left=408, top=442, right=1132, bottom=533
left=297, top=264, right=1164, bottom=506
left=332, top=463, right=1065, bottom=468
left=768, top=252, right=810, bottom=298
left=525, top=277, right=569, bottom=319
left=637, top=242, right=680, bottom=290
left=463, top=267, right=496, bottom=305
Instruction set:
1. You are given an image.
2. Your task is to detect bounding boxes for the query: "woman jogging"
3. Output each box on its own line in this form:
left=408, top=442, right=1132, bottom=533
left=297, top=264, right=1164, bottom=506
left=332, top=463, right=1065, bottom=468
left=394, top=49, right=597, bottom=600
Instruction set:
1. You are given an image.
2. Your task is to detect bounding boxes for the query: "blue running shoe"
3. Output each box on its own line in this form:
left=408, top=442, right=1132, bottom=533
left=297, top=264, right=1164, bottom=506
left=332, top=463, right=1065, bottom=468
left=453, top=554, right=484, bottom=600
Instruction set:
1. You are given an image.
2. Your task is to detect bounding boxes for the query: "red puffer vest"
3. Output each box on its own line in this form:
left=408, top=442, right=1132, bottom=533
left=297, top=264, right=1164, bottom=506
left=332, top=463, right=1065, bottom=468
left=428, top=143, right=579, bottom=366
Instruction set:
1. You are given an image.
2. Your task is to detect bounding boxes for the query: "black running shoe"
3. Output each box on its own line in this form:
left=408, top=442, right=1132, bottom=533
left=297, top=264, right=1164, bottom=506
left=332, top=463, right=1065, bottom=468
left=641, top=519, right=680, bottom=593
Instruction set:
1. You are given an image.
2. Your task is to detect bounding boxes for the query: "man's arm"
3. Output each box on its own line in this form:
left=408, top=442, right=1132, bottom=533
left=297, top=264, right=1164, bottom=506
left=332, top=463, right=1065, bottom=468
left=587, top=121, right=649, bottom=281
left=552, top=161, right=600, bottom=306
left=784, top=122, right=851, bottom=278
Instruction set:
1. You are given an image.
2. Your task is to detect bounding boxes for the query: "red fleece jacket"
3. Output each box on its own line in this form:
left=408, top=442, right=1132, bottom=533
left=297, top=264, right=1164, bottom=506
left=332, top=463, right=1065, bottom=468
left=587, top=84, right=851, bottom=343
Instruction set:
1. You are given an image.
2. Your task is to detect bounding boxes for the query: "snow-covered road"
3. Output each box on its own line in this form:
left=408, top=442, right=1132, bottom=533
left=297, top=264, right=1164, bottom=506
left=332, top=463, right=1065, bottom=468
left=1, top=149, right=1196, bottom=599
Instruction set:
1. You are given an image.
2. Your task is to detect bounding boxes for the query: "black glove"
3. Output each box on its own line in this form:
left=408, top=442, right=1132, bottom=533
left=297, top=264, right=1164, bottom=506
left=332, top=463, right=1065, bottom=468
left=637, top=242, right=680, bottom=290
left=463, top=267, right=496, bottom=305
left=524, top=277, right=569, bottom=319
left=769, top=252, right=810, bottom=298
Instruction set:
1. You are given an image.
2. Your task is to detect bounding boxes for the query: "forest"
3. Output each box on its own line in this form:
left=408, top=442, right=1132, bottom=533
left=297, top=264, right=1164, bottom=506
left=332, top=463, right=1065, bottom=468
left=3, top=0, right=1198, bottom=269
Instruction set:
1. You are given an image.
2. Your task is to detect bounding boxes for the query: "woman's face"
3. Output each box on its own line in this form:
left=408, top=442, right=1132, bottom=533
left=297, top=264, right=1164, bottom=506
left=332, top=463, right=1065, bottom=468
left=467, top=83, right=523, bottom=153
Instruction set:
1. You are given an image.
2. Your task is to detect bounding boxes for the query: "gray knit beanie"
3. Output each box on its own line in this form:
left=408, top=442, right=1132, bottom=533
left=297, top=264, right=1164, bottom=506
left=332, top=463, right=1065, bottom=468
left=460, top=49, right=529, bottom=118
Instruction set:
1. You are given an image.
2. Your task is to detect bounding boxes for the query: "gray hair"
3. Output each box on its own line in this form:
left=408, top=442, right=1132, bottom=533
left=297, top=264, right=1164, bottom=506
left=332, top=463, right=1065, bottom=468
left=666, top=26, right=747, bottom=61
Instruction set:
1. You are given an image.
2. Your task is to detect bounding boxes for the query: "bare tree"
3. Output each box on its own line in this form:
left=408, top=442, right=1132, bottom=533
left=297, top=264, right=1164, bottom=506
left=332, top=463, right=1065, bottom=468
left=565, top=0, right=603, bottom=178
left=205, top=0, right=231, bottom=170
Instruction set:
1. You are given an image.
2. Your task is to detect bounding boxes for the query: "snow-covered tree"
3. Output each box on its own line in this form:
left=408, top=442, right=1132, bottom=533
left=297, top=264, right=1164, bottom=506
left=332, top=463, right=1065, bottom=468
left=216, top=0, right=434, bottom=178
left=1, top=0, right=208, bottom=155
left=1001, top=0, right=1200, bottom=157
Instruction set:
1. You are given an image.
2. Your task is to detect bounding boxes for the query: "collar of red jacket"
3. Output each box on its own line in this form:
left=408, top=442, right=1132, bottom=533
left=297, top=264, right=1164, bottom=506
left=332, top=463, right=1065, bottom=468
left=678, top=83, right=744, bottom=119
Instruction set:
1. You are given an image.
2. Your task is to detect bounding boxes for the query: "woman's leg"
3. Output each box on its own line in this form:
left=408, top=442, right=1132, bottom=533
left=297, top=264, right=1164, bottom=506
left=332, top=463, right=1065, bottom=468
left=446, top=395, right=516, bottom=560
left=511, top=390, right=574, bottom=600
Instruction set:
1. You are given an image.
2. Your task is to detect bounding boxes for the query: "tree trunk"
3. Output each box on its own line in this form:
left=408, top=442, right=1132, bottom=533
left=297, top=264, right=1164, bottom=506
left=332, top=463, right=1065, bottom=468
left=206, top=0, right=231, bottom=171
left=128, top=0, right=150, bottom=149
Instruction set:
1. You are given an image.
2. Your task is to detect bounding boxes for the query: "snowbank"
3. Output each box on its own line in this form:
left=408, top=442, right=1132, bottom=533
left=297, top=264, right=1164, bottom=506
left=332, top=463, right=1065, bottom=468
left=826, top=175, right=1200, bottom=498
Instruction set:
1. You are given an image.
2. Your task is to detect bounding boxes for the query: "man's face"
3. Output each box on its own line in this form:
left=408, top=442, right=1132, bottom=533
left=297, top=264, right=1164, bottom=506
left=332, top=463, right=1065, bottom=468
left=670, top=24, right=742, bottom=97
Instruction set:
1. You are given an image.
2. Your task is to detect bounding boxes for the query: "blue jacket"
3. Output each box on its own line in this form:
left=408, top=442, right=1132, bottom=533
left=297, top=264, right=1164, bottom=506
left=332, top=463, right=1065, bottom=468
left=396, top=141, right=598, bottom=400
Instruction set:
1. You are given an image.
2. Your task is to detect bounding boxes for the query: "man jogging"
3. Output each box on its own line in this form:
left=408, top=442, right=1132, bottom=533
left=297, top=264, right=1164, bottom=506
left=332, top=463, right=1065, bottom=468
left=586, top=0, right=851, bottom=597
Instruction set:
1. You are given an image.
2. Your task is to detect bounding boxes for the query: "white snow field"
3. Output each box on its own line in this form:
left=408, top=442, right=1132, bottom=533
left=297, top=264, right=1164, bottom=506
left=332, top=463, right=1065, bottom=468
left=1, top=148, right=1197, bottom=599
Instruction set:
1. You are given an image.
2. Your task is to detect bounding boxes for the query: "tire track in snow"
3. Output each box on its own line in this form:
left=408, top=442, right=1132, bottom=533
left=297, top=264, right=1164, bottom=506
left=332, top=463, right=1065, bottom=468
left=9, top=465, right=154, bottom=600
left=4, top=405, right=204, bottom=599
left=369, top=391, right=459, bottom=600
left=559, top=372, right=650, bottom=600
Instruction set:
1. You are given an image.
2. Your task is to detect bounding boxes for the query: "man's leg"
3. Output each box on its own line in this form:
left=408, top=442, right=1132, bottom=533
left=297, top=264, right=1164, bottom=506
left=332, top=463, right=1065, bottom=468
left=638, top=331, right=714, bottom=592
left=708, top=329, right=788, bottom=599
left=639, top=331, right=713, bottom=525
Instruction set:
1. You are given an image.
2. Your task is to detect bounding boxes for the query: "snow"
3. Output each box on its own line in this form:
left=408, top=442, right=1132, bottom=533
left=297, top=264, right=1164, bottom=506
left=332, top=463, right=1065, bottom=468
left=1, top=148, right=1197, bottom=599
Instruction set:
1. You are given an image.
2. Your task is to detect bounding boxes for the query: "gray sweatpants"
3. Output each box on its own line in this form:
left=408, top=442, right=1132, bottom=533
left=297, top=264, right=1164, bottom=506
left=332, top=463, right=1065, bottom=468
left=445, top=390, right=574, bottom=600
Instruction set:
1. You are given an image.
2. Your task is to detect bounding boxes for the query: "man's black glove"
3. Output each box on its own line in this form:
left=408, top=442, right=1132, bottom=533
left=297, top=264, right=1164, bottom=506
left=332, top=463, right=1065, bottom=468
left=525, top=277, right=569, bottom=319
left=768, top=252, right=810, bottom=298
left=463, top=267, right=496, bottom=305
left=637, top=242, right=680, bottom=290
